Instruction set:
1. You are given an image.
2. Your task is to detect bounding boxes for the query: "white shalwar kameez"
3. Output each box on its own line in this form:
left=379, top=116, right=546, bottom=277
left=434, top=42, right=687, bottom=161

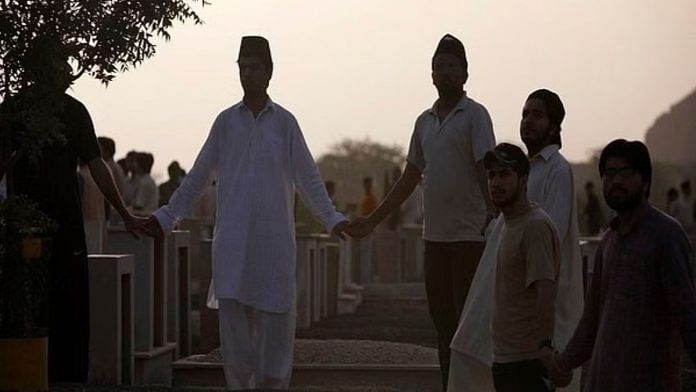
left=448, top=144, right=584, bottom=392
left=154, top=98, right=345, bottom=390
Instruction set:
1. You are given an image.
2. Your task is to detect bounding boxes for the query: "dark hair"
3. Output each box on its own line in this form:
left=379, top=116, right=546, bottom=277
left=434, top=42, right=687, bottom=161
left=585, top=181, right=594, bottom=189
left=97, top=136, right=116, bottom=158
left=527, top=89, right=565, bottom=148
left=681, top=180, right=691, bottom=192
left=668, top=188, right=679, bottom=198
left=363, top=177, right=373, bottom=183
left=137, top=152, right=155, bottom=174
left=598, top=139, right=652, bottom=197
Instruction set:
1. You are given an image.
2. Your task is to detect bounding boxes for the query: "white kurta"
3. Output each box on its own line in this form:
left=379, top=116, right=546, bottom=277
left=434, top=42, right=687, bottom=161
left=154, top=98, right=345, bottom=313
left=449, top=144, right=584, bottom=391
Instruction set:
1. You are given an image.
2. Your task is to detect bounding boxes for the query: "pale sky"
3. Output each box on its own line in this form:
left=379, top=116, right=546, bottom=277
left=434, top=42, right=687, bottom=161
left=71, top=0, right=696, bottom=181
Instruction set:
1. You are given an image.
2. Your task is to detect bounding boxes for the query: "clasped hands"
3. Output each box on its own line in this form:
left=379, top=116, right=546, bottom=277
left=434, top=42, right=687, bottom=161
left=539, top=347, right=573, bottom=388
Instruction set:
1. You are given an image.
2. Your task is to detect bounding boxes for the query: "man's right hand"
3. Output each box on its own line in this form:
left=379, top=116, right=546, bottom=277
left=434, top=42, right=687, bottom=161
left=540, top=347, right=572, bottom=387
left=346, top=216, right=377, bottom=239
left=141, top=216, right=164, bottom=238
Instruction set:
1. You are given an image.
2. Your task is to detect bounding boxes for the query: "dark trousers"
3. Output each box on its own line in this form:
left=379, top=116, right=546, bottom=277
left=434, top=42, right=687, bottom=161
left=46, top=232, right=90, bottom=383
left=492, top=360, right=553, bottom=392
left=424, top=240, right=484, bottom=392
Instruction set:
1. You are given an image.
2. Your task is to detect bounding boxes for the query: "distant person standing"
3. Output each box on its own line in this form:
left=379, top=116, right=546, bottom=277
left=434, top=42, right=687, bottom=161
left=484, top=143, right=560, bottom=392
left=132, top=152, right=159, bottom=215
left=542, top=139, right=696, bottom=390
left=78, top=160, right=105, bottom=253
left=583, top=181, right=603, bottom=235
left=680, top=180, right=694, bottom=232
left=159, top=160, right=185, bottom=206
left=359, top=176, right=378, bottom=217
left=348, top=34, right=497, bottom=390
left=97, top=137, right=126, bottom=194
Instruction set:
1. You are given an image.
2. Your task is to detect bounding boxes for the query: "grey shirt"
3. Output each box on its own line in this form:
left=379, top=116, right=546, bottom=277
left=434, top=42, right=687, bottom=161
left=406, top=93, right=495, bottom=242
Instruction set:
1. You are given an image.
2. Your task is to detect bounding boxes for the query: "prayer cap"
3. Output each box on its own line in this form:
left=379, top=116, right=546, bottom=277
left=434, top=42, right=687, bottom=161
left=238, top=36, right=273, bottom=67
left=433, top=34, right=468, bottom=71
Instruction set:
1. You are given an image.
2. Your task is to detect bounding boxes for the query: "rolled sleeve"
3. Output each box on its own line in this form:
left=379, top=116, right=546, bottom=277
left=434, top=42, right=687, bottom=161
left=469, top=105, right=496, bottom=162
left=406, top=119, right=425, bottom=171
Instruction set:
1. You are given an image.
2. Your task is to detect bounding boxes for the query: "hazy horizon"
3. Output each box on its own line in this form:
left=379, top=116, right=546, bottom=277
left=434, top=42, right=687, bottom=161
left=69, top=0, right=696, bottom=181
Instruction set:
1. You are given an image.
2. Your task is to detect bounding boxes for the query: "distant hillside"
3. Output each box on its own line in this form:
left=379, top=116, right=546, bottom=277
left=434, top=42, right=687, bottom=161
left=645, top=89, right=696, bottom=164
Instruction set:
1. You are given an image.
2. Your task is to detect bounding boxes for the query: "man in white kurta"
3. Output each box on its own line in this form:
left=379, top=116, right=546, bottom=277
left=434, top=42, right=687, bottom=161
left=147, top=36, right=347, bottom=390
left=449, top=89, right=584, bottom=391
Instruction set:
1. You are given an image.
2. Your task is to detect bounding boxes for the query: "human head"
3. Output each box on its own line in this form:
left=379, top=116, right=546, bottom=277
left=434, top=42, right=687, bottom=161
left=431, top=34, right=468, bottom=94
left=598, top=139, right=652, bottom=211
left=681, top=180, right=691, bottom=197
left=237, top=36, right=273, bottom=95
left=585, top=181, right=595, bottom=193
left=521, top=89, right=565, bottom=151
left=363, top=177, right=373, bottom=193
left=667, top=187, right=679, bottom=203
left=136, top=152, right=154, bottom=175
left=97, top=137, right=116, bottom=160
left=23, top=36, right=74, bottom=92
left=325, top=180, right=336, bottom=199
left=125, top=150, right=139, bottom=173
left=167, top=161, right=182, bottom=179
left=117, top=158, right=129, bottom=175
left=484, top=143, right=529, bottom=208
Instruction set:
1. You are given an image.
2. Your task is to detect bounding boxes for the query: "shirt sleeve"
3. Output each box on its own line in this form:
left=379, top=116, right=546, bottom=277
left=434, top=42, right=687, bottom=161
left=154, top=114, right=221, bottom=232
left=289, top=116, right=345, bottom=232
left=558, top=245, right=604, bottom=369
left=522, top=219, right=560, bottom=287
left=469, top=104, right=496, bottom=163
left=541, top=160, right=574, bottom=240
left=658, top=225, right=696, bottom=363
left=70, top=97, right=102, bottom=163
left=406, top=117, right=425, bottom=171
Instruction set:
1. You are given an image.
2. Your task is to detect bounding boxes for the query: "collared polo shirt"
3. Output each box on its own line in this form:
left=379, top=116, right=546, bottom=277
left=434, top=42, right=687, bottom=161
left=406, top=93, right=495, bottom=242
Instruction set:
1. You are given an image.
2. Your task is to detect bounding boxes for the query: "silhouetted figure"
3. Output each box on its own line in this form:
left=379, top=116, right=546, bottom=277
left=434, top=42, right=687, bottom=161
left=0, top=36, right=141, bottom=383
left=98, top=136, right=126, bottom=221
left=483, top=143, right=560, bottom=392
left=584, top=181, right=602, bottom=235
left=543, top=139, right=696, bottom=390
left=159, top=160, right=185, bottom=206
left=347, top=34, right=496, bottom=391
left=359, top=176, right=378, bottom=217
left=143, top=36, right=347, bottom=390
left=680, top=180, right=694, bottom=231
left=132, top=152, right=158, bottom=215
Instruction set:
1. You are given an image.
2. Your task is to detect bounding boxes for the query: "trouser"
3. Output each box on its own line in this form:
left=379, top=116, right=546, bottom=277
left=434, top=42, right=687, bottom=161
left=48, top=236, right=90, bottom=383
left=424, top=240, right=485, bottom=392
left=492, top=360, right=553, bottom=392
left=218, top=298, right=295, bottom=390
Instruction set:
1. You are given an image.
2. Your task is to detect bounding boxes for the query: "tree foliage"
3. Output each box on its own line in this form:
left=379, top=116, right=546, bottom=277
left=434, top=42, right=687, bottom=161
left=0, top=0, right=209, bottom=97
left=316, top=138, right=405, bottom=211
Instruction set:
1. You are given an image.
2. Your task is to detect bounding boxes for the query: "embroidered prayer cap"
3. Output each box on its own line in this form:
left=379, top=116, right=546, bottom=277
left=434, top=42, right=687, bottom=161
left=238, top=36, right=273, bottom=67
left=432, top=34, right=468, bottom=71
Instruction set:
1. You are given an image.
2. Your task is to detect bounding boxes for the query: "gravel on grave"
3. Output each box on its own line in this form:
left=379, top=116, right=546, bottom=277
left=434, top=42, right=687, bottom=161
left=186, top=339, right=438, bottom=365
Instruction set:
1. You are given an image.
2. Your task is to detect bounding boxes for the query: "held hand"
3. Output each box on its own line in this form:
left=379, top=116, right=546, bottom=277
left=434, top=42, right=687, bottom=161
left=345, top=216, right=376, bottom=239
left=540, top=347, right=572, bottom=388
left=122, top=213, right=149, bottom=239
left=141, top=215, right=164, bottom=238
left=331, top=220, right=349, bottom=240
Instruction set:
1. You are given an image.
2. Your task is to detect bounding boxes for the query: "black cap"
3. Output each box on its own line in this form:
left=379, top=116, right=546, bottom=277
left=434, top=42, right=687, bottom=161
left=433, top=34, right=467, bottom=71
left=238, top=36, right=273, bottom=67
left=484, top=143, right=530, bottom=176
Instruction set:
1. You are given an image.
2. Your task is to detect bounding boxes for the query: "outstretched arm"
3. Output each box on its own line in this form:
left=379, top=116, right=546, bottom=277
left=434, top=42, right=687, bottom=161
left=347, top=161, right=421, bottom=238
left=88, top=157, right=145, bottom=237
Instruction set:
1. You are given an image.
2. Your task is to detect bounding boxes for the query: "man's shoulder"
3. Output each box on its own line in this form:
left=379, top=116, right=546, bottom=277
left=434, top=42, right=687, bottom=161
left=646, top=205, right=688, bottom=239
left=522, top=207, right=558, bottom=235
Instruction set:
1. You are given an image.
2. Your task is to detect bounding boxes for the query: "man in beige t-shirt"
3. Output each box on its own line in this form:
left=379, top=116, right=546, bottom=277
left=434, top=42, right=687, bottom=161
left=484, top=143, right=560, bottom=391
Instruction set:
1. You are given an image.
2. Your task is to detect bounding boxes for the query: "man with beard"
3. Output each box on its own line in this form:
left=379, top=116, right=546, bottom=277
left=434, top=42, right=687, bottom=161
left=347, top=34, right=496, bottom=390
left=484, top=143, right=560, bottom=391
left=542, top=139, right=696, bottom=391
left=449, top=89, right=583, bottom=391
left=142, top=36, right=347, bottom=390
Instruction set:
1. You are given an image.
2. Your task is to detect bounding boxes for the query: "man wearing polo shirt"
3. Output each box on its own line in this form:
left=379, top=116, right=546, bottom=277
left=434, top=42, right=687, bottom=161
left=347, top=33, right=496, bottom=390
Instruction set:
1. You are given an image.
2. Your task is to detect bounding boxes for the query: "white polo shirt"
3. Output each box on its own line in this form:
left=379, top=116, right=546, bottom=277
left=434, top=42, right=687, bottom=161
left=406, top=93, right=495, bottom=242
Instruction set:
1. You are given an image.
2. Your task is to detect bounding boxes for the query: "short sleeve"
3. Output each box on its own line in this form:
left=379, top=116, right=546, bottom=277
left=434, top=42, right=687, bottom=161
left=67, top=96, right=102, bottom=163
left=406, top=117, right=425, bottom=171
left=469, top=104, right=495, bottom=162
left=522, top=219, right=560, bottom=287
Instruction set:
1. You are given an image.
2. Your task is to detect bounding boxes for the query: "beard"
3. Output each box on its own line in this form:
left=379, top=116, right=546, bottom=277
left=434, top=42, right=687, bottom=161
left=492, top=186, right=523, bottom=209
left=604, top=186, right=644, bottom=211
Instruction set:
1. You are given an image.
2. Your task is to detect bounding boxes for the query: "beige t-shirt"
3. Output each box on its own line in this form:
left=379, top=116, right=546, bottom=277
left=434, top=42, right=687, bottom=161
left=491, top=204, right=560, bottom=363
